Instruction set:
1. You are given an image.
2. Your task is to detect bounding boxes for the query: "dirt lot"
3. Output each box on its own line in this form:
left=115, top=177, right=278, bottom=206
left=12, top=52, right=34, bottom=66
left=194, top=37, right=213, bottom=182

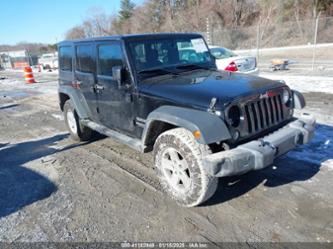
left=0, top=70, right=332, bottom=243
left=237, top=44, right=333, bottom=76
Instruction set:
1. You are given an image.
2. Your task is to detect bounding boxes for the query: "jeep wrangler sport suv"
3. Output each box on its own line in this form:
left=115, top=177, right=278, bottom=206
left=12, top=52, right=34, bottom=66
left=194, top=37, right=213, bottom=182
left=58, top=33, right=315, bottom=207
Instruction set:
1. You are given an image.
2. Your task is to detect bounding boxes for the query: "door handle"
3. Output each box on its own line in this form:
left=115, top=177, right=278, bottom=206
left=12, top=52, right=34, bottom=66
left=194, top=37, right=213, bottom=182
left=91, top=84, right=104, bottom=93
left=95, top=84, right=104, bottom=90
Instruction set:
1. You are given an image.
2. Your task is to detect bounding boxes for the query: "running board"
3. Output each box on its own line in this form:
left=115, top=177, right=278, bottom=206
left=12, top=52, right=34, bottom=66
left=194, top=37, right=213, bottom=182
left=81, top=119, right=143, bottom=152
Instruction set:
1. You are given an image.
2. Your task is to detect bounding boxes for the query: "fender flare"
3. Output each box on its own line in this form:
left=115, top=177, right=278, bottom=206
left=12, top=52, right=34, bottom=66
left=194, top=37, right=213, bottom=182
left=58, top=86, right=92, bottom=119
left=142, top=105, right=231, bottom=145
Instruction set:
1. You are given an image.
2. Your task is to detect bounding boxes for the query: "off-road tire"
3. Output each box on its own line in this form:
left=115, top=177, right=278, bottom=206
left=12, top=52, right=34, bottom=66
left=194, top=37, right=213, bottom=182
left=153, top=128, right=218, bottom=207
left=63, top=100, right=93, bottom=142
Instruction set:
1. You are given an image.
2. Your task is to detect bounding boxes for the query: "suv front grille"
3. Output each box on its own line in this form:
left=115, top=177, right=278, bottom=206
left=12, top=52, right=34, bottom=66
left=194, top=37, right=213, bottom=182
left=244, top=94, right=285, bottom=134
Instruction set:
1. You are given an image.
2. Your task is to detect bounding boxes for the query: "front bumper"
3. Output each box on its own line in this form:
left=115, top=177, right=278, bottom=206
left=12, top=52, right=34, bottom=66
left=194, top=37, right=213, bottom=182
left=203, top=113, right=316, bottom=177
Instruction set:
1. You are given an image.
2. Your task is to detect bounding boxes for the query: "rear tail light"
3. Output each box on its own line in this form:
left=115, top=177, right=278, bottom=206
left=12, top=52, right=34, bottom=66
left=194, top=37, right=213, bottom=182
left=225, top=61, right=238, bottom=72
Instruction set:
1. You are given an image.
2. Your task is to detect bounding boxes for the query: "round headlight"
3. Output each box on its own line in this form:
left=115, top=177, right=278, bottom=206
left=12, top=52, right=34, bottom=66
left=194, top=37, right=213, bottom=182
left=227, top=105, right=241, bottom=127
left=282, top=88, right=290, bottom=104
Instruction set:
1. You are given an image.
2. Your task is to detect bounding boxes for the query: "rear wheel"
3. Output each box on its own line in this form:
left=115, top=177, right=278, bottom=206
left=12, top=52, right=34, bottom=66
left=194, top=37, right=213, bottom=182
left=63, top=100, right=93, bottom=141
left=154, top=128, right=218, bottom=207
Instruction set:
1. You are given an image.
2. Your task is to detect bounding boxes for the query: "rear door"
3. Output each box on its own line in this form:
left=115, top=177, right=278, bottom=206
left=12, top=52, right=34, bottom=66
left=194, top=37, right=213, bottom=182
left=95, top=41, right=135, bottom=134
left=74, top=43, right=99, bottom=120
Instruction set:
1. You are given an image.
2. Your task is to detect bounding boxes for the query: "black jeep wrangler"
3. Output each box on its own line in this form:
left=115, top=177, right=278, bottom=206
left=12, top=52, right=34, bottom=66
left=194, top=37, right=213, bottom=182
left=58, top=33, right=315, bottom=207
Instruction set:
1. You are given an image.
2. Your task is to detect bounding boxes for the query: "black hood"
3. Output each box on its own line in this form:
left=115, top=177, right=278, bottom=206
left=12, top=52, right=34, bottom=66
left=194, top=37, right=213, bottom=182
left=139, top=70, right=286, bottom=110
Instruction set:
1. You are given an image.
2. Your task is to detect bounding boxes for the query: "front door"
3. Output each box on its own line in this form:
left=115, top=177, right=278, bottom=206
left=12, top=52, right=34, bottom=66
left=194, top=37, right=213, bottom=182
left=95, top=41, right=135, bottom=134
left=75, top=43, right=99, bottom=120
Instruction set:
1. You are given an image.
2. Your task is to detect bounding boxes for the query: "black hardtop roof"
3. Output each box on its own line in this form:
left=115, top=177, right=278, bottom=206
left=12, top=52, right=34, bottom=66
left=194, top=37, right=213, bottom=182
left=58, top=32, right=203, bottom=46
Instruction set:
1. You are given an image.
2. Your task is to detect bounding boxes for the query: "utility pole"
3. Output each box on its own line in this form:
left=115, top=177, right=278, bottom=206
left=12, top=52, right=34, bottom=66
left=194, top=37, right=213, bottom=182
left=256, top=17, right=261, bottom=65
left=206, top=16, right=210, bottom=45
left=312, top=14, right=320, bottom=71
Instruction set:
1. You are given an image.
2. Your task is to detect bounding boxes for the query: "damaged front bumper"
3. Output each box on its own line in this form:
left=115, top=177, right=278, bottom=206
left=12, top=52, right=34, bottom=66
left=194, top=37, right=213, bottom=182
left=203, top=113, right=316, bottom=177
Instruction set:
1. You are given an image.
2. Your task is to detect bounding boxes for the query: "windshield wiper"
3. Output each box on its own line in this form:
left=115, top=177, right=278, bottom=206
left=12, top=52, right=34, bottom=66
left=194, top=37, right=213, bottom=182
left=138, top=68, right=178, bottom=76
left=175, top=64, right=211, bottom=71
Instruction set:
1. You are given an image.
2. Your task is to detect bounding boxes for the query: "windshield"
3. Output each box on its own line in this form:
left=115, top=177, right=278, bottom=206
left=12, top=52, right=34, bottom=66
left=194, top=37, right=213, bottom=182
left=126, top=36, right=214, bottom=77
left=210, top=47, right=237, bottom=59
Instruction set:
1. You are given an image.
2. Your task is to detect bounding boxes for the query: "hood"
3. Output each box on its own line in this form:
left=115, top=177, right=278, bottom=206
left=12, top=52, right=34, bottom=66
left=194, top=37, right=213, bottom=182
left=139, top=70, right=285, bottom=110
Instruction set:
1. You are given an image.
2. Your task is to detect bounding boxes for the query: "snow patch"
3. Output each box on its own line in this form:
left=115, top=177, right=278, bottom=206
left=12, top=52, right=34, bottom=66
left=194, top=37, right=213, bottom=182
left=52, top=114, right=64, bottom=121
left=0, top=78, right=22, bottom=86
left=260, top=73, right=333, bottom=94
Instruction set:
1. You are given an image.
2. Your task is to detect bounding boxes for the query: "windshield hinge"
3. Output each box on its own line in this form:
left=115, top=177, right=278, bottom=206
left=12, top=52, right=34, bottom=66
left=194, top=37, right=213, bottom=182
left=208, top=97, right=218, bottom=113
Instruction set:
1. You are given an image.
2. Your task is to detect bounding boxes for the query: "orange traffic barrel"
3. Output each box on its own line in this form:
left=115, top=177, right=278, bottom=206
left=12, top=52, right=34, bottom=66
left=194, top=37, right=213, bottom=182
left=24, top=66, right=36, bottom=84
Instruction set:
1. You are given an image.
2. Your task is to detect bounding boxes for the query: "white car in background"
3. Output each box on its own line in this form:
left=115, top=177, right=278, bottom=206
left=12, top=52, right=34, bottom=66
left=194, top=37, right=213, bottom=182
left=209, top=46, right=259, bottom=75
left=39, top=52, right=58, bottom=70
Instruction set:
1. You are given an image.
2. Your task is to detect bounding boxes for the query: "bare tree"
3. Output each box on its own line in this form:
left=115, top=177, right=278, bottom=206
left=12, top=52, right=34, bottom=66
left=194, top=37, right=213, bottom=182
left=82, top=7, right=113, bottom=37
left=294, top=0, right=305, bottom=38
left=258, top=0, right=278, bottom=41
left=63, top=0, right=333, bottom=42
left=312, top=0, right=332, bottom=18
left=65, top=26, right=86, bottom=40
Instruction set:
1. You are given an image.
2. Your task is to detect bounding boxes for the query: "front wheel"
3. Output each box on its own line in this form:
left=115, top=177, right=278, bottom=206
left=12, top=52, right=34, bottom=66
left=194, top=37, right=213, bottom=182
left=153, top=128, right=218, bottom=207
left=63, top=100, right=93, bottom=141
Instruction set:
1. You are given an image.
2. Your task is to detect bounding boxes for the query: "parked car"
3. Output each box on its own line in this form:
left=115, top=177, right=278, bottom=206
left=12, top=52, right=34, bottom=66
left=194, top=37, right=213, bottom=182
left=209, top=45, right=259, bottom=75
left=39, top=52, right=58, bottom=69
left=58, top=33, right=315, bottom=207
left=179, top=47, right=207, bottom=63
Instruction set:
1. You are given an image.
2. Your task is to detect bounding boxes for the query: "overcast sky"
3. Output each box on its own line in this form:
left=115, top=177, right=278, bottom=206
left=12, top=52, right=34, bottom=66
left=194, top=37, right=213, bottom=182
left=0, top=0, right=144, bottom=45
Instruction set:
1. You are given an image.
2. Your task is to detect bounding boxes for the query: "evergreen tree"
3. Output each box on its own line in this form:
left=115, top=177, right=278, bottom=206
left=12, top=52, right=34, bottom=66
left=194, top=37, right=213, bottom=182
left=119, top=0, right=135, bottom=22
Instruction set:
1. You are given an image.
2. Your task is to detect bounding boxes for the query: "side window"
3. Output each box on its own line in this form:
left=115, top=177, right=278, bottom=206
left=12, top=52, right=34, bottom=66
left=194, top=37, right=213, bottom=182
left=76, top=44, right=94, bottom=73
left=59, top=46, right=72, bottom=71
left=98, top=43, right=123, bottom=76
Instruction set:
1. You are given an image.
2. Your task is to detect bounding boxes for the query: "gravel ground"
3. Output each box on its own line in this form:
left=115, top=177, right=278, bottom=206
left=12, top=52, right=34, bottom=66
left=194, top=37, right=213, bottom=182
left=0, top=70, right=332, bottom=243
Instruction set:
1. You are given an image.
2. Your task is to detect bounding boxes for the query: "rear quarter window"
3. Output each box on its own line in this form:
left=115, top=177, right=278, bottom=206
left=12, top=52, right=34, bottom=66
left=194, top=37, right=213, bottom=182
left=76, top=44, right=95, bottom=73
left=59, top=46, right=72, bottom=71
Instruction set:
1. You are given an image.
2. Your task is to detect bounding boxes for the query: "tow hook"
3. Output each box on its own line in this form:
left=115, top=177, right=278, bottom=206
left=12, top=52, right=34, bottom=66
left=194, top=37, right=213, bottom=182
left=259, top=139, right=279, bottom=155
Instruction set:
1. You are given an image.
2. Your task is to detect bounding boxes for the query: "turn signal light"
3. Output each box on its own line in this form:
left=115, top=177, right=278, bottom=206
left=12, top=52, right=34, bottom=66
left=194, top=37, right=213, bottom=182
left=71, top=81, right=81, bottom=89
left=193, top=130, right=201, bottom=139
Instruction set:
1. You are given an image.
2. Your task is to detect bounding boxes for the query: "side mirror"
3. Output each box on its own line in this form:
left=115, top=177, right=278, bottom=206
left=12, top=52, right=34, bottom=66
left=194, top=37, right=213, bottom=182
left=112, top=65, right=124, bottom=89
